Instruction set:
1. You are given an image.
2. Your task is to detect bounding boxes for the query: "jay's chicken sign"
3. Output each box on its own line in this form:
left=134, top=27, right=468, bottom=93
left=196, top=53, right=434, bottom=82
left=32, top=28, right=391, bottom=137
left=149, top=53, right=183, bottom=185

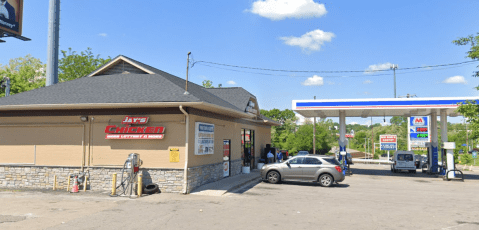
left=104, top=116, right=165, bottom=139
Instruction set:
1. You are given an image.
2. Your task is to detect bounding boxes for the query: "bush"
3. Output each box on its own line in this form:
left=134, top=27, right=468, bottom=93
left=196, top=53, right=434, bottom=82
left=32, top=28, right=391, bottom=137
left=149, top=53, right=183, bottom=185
left=459, top=154, right=473, bottom=165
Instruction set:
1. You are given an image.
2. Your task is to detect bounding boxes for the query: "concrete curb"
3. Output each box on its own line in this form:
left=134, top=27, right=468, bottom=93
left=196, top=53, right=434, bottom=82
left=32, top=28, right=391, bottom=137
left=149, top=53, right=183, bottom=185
left=226, top=176, right=262, bottom=194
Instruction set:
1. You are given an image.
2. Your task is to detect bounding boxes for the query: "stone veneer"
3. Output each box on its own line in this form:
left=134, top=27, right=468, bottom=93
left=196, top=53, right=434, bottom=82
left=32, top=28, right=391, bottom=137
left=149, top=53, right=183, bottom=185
left=187, top=159, right=243, bottom=193
left=0, top=165, right=184, bottom=193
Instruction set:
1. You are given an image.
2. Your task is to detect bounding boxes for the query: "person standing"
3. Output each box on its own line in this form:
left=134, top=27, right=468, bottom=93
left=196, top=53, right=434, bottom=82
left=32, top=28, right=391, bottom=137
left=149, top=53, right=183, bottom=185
left=267, top=151, right=274, bottom=164
left=277, top=150, right=283, bottom=163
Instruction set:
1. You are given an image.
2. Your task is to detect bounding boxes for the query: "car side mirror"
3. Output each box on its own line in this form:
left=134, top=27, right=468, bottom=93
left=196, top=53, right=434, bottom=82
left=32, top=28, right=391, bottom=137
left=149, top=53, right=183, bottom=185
left=286, top=162, right=290, bottom=167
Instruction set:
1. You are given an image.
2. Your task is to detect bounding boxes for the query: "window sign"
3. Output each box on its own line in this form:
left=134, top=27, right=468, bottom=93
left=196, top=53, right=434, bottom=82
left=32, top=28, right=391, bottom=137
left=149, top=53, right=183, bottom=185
left=195, top=122, right=214, bottom=155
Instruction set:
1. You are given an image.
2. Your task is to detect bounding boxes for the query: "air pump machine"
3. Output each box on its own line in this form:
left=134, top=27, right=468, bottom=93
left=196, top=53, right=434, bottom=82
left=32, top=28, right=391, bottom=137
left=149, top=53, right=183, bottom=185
left=113, top=153, right=143, bottom=197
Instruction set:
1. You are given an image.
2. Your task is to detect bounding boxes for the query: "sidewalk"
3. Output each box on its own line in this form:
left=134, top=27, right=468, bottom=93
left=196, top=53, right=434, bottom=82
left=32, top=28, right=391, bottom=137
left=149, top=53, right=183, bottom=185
left=189, top=169, right=261, bottom=196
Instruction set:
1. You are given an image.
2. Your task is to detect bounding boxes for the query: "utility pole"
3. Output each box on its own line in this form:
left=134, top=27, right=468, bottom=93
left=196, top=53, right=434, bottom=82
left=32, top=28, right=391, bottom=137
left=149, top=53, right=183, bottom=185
left=313, top=96, right=316, bottom=154
left=185, top=52, right=191, bottom=95
left=390, top=64, right=398, bottom=98
left=46, top=0, right=61, bottom=86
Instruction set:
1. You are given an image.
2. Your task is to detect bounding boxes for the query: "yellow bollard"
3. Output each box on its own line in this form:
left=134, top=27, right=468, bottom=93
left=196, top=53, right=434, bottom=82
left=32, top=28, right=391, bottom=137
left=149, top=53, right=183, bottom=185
left=111, top=173, right=117, bottom=196
left=137, top=174, right=142, bottom=197
left=83, top=176, right=88, bottom=192
left=67, top=176, right=71, bottom=191
left=53, top=175, right=57, bottom=191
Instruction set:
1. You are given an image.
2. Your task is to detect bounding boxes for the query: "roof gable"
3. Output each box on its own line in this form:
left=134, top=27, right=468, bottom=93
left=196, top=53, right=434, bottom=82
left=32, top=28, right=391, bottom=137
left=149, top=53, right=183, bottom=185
left=87, top=56, right=155, bottom=77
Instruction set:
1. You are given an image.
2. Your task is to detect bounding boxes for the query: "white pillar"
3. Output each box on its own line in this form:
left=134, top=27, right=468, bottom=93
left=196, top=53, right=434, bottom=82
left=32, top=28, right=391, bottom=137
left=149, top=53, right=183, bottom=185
left=441, top=110, right=454, bottom=178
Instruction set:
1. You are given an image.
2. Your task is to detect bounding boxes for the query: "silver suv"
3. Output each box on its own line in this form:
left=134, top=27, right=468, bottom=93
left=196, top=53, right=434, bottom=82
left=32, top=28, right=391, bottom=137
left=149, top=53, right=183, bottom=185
left=260, top=155, right=345, bottom=187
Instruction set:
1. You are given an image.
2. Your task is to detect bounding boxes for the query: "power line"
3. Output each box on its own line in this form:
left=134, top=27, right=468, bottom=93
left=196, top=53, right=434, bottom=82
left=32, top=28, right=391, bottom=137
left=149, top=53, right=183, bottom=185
left=192, top=60, right=478, bottom=74
left=194, top=61, right=478, bottom=78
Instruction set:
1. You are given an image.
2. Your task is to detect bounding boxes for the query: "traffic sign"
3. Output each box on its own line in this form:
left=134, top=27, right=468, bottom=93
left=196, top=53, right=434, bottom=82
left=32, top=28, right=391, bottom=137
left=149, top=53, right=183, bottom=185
left=462, top=144, right=467, bottom=147
left=473, top=151, right=477, bottom=159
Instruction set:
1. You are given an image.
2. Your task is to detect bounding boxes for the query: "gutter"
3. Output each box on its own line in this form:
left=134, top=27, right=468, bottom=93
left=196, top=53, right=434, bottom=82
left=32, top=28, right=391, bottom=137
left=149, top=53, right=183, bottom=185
left=179, top=105, right=189, bottom=194
left=0, top=101, right=254, bottom=119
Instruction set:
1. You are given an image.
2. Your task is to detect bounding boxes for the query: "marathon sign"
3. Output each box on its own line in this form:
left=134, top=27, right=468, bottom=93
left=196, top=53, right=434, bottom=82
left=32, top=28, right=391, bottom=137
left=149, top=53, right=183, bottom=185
left=380, top=135, right=397, bottom=151
left=105, top=116, right=165, bottom=139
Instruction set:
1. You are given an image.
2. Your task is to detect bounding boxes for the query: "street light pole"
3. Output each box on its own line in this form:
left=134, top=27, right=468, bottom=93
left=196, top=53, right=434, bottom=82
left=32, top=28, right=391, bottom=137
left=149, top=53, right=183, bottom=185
left=390, top=64, right=398, bottom=98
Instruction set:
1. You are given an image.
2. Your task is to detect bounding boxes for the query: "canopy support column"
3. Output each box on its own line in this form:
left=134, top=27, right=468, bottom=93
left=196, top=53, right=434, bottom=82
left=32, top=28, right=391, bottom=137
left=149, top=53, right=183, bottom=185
left=441, top=110, right=454, bottom=177
left=430, top=111, right=439, bottom=173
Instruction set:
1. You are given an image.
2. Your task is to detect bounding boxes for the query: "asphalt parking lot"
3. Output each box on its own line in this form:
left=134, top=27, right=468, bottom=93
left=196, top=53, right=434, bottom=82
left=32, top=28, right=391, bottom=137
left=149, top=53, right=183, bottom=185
left=1, top=164, right=479, bottom=230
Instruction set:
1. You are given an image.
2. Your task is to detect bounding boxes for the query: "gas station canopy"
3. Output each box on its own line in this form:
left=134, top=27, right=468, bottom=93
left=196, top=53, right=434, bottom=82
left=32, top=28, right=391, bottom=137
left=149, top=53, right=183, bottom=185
left=292, top=97, right=479, bottom=118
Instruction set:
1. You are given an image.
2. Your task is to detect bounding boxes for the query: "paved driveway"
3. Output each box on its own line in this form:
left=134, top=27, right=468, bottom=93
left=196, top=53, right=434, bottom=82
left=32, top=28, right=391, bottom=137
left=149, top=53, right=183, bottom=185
left=1, top=164, right=479, bottom=230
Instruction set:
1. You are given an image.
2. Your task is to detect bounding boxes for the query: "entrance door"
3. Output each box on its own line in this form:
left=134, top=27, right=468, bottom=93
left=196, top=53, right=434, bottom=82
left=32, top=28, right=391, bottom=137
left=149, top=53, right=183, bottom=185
left=223, top=140, right=231, bottom=177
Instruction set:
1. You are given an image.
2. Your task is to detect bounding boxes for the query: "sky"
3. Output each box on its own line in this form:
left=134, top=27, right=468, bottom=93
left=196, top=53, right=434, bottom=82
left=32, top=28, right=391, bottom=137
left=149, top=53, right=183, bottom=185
left=2, top=0, right=478, bottom=125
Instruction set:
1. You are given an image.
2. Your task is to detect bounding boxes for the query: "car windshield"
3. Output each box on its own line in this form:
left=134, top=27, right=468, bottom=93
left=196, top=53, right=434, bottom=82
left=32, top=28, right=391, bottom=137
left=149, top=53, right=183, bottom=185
left=322, top=158, right=341, bottom=165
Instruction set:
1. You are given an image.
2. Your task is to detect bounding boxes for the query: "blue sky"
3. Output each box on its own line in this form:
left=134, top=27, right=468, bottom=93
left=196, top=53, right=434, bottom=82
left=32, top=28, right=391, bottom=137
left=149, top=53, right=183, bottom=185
left=2, top=0, right=478, bottom=125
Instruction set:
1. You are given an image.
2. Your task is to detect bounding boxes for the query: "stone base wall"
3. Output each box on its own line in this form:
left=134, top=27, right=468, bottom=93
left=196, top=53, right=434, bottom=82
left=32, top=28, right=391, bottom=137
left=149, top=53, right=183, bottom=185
left=0, top=165, right=184, bottom=193
left=187, top=159, right=244, bottom=193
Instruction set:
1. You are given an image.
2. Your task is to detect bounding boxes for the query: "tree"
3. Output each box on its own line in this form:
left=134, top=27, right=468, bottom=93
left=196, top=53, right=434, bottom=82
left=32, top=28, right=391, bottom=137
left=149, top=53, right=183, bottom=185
left=454, top=33, right=479, bottom=140
left=58, top=47, right=111, bottom=82
left=390, top=116, right=407, bottom=126
left=202, top=80, right=214, bottom=88
left=0, top=55, right=46, bottom=97
left=453, top=33, right=479, bottom=79
left=260, top=108, right=296, bottom=124
left=261, top=109, right=298, bottom=149
left=285, top=123, right=331, bottom=154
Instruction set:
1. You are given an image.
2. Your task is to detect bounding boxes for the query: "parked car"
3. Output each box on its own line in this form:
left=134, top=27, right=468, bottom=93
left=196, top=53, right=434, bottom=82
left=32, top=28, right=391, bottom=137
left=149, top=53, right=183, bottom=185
left=391, top=151, right=416, bottom=173
left=260, top=155, right=345, bottom=187
left=296, top=151, right=309, bottom=156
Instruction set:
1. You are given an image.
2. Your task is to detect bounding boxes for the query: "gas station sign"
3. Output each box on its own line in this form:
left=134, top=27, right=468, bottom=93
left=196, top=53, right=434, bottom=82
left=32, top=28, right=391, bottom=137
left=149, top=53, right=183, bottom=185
left=408, top=116, right=430, bottom=151
left=380, top=135, right=397, bottom=151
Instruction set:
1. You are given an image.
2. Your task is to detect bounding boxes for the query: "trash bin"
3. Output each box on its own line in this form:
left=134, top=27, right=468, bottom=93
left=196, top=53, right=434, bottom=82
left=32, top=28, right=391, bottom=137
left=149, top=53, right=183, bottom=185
left=257, top=163, right=265, bottom=169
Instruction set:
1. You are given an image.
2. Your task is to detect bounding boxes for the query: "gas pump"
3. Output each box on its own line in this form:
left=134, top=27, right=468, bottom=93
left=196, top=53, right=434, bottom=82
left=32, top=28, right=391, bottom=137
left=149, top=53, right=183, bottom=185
left=442, top=142, right=464, bottom=181
left=340, top=151, right=348, bottom=176
left=115, top=153, right=143, bottom=197
left=424, top=142, right=440, bottom=174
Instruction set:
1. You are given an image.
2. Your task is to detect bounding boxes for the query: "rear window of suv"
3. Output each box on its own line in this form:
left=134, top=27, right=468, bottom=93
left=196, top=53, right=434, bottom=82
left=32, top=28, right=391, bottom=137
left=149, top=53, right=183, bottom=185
left=322, top=158, right=341, bottom=165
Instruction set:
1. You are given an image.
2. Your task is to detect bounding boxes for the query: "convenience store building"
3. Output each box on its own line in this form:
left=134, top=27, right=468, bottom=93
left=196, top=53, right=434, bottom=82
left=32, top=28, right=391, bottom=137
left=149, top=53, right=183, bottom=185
left=0, top=56, right=279, bottom=193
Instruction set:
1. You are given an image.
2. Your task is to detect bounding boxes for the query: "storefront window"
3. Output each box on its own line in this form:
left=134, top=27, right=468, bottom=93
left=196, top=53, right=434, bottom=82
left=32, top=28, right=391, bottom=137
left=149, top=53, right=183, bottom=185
left=241, top=129, right=255, bottom=167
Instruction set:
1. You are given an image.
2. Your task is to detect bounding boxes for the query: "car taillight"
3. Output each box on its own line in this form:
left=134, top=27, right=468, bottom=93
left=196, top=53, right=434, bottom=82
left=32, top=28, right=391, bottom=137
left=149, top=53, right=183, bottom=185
left=335, top=166, right=342, bottom=172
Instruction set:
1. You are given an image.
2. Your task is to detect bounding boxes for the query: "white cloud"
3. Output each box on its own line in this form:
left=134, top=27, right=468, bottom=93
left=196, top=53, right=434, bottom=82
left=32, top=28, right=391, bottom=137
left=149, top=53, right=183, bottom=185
left=349, top=121, right=358, bottom=125
left=280, top=29, right=334, bottom=52
left=248, top=0, right=327, bottom=21
left=301, top=75, right=324, bottom=86
left=364, top=62, right=392, bottom=74
left=363, top=91, right=371, bottom=95
left=363, top=80, right=372, bottom=84
left=98, top=33, right=107, bottom=37
left=327, top=81, right=335, bottom=85
left=227, top=80, right=237, bottom=85
left=443, top=76, right=467, bottom=84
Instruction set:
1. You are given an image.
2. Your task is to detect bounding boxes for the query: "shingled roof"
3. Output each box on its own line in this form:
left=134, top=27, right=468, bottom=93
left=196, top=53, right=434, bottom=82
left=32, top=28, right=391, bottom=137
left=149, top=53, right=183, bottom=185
left=0, top=55, right=279, bottom=125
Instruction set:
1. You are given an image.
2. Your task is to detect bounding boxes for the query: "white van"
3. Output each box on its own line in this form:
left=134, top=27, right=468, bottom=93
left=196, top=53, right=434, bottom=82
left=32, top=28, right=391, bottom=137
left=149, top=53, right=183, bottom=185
left=391, top=151, right=416, bottom=173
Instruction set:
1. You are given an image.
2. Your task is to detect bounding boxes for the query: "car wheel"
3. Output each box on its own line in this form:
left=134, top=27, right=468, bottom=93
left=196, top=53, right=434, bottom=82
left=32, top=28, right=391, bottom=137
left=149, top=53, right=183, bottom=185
left=319, top=174, right=334, bottom=187
left=267, top=171, right=280, bottom=184
left=390, top=166, right=394, bottom=172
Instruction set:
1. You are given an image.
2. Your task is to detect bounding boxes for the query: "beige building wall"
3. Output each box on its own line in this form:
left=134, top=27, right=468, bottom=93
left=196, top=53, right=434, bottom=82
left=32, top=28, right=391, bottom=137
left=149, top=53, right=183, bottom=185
left=90, top=114, right=186, bottom=169
left=187, top=114, right=272, bottom=168
left=0, top=113, right=272, bottom=169
left=0, top=116, right=85, bottom=166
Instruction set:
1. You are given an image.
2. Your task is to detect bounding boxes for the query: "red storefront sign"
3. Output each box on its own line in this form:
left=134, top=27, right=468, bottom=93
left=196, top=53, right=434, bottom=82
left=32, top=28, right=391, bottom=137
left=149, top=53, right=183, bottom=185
left=380, top=135, right=397, bottom=143
left=105, top=116, right=165, bottom=139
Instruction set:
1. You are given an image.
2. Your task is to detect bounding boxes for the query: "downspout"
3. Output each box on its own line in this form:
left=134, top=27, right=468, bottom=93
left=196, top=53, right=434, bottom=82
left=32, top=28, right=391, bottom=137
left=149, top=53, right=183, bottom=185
left=179, top=105, right=189, bottom=194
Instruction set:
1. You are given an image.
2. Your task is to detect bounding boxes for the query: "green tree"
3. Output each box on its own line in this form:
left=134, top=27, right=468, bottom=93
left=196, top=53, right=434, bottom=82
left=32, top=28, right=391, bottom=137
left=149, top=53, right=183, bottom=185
left=285, top=123, right=331, bottom=154
left=58, top=47, right=111, bottom=82
left=202, top=80, right=214, bottom=88
left=0, top=55, right=46, bottom=97
left=390, top=116, right=407, bottom=126
left=453, top=33, right=479, bottom=79
left=260, top=108, right=298, bottom=149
